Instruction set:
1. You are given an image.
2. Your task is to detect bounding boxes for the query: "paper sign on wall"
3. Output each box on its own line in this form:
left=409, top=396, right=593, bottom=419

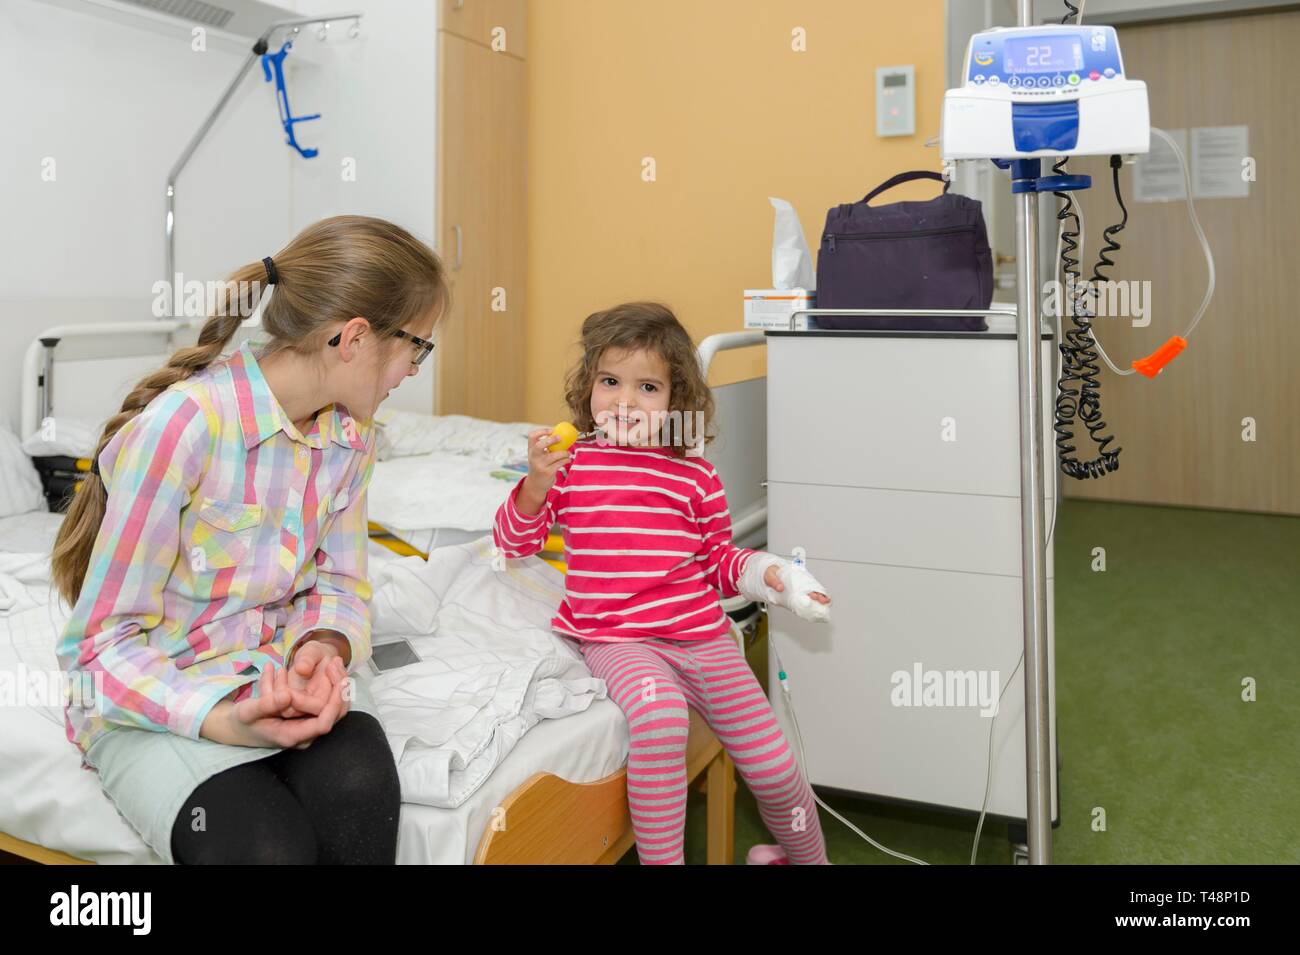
left=1133, top=127, right=1187, bottom=202
left=1134, top=125, right=1251, bottom=202
left=1191, top=125, right=1250, bottom=199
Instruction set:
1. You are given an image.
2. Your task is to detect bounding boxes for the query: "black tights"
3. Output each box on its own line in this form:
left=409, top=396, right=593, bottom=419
left=170, top=711, right=401, bottom=864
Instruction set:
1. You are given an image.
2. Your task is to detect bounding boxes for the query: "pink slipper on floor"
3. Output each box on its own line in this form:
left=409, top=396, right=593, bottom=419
left=746, top=844, right=790, bottom=865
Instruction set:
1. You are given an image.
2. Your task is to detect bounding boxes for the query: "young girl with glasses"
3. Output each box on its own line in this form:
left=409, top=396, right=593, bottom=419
left=52, top=215, right=448, bottom=864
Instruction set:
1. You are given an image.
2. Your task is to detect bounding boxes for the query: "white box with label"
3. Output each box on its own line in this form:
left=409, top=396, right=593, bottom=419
left=743, top=289, right=816, bottom=330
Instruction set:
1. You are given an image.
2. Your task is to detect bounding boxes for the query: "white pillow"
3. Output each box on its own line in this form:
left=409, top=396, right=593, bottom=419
left=374, top=410, right=547, bottom=463
left=0, top=424, right=48, bottom=518
left=20, top=416, right=99, bottom=459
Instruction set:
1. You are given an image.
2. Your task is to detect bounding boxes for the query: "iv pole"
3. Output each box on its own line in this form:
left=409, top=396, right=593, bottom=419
left=1012, top=0, right=1053, bottom=865
left=162, top=11, right=362, bottom=311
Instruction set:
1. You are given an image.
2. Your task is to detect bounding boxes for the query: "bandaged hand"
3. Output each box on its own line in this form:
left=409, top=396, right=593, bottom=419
left=738, top=553, right=832, bottom=623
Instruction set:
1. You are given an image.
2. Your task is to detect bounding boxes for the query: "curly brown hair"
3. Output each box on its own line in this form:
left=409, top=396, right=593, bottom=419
left=562, top=302, right=714, bottom=458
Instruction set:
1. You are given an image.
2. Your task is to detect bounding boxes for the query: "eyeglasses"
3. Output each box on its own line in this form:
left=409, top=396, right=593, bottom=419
left=327, top=328, right=435, bottom=367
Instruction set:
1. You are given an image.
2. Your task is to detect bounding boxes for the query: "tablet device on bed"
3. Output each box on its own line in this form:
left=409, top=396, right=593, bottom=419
left=370, top=639, right=420, bottom=673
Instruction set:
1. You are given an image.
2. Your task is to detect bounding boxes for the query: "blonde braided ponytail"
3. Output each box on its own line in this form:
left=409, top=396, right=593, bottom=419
left=50, top=273, right=255, bottom=605
left=51, top=216, right=447, bottom=607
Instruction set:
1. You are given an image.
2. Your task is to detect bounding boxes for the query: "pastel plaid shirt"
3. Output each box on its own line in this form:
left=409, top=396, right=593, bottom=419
left=58, top=340, right=377, bottom=754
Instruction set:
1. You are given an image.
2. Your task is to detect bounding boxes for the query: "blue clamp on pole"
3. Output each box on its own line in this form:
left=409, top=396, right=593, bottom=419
left=991, top=158, right=1091, bottom=194
left=1009, top=158, right=1042, bottom=182
left=1012, top=173, right=1091, bottom=194
left=261, top=41, right=320, bottom=158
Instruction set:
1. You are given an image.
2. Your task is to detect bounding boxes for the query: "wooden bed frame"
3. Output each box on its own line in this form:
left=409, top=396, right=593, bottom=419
left=0, top=528, right=738, bottom=866
left=476, top=706, right=735, bottom=864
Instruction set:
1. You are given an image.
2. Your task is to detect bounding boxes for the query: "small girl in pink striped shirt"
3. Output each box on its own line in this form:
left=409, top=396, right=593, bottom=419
left=493, top=302, right=832, bottom=865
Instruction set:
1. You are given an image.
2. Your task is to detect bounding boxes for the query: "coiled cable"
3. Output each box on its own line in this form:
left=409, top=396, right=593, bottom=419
left=1053, top=155, right=1124, bottom=480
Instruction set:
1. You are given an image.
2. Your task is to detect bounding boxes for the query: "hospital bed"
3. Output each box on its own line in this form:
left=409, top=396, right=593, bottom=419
left=1, top=323, right=766, bottom=865
left=0, top=527, right=732, bottom=865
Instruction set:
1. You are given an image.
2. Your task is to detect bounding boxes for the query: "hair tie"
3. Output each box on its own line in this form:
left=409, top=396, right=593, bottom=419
left=262, top=256, right=278, bottom=286
left=89, top=459, right=100, bottom=477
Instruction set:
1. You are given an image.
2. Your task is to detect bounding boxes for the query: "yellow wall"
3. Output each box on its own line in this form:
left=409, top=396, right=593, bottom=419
left=524, top=0, right=946, bottom=424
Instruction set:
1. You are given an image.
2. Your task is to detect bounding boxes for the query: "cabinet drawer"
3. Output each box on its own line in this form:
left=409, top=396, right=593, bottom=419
left=767, top=334, right=1055, bottom=497
left=765, top=559, right=1058, bottom=819
left=768, top=482, right=1055, bottom=579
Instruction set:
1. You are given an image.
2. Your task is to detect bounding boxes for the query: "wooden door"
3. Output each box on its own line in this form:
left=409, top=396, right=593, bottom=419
left=436, top=1, right=527, bottom=420
left=1060, top=9, right=1297, bottom=514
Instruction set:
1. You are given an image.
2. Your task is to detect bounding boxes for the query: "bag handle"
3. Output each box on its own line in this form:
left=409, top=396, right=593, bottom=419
left=862, top=170, right=951, bottom=205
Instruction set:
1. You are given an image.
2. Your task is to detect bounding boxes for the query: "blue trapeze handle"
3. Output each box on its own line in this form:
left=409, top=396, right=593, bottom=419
left=261, top=41, right=320, bottom=159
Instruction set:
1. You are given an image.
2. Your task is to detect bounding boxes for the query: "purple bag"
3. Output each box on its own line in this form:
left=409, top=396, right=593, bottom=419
left=815, top=171, right=994, bottom=331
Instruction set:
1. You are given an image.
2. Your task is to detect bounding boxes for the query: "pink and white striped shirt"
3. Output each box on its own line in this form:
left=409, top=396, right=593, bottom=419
left=493, top=441, right=757, bottom=643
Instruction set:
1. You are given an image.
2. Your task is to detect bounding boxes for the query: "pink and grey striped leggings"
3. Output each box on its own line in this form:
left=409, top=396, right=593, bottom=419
left=580, top=633, right=828, bottom=865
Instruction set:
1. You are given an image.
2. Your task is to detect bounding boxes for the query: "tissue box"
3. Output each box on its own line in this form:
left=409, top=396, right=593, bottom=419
left=743, top=289, right=816, bottom=330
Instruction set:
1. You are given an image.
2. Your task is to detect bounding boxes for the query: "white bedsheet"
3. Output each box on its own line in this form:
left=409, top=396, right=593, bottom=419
left=368, top=450, right=524, bottom=534
left=0, top=530, right=160, bottom=863
left=0, top=511, right=64, bottom=555
left=374, top=409, right=543, bottom=463
left=1, top=424, right=47, bottom=518
left=398, top=698, right=627, bottom=864
left=379, top=526, right=486, bottom=555
left=366, top=537, right=607, bottom=809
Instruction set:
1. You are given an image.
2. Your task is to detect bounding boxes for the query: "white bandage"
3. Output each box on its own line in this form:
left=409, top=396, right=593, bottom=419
left=738, top=553, right=831, bottom=623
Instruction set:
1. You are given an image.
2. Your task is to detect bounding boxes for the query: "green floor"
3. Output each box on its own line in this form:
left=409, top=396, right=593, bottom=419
left=642, top=500, right=1299, bottom=865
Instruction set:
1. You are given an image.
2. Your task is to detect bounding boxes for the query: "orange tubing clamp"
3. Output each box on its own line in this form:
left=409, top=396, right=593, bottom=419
left=1131, top=336, right=1187, bottom=378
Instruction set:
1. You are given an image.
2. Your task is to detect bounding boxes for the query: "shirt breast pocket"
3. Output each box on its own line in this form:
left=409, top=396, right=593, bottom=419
left=191, top=498, right=264, bottom=572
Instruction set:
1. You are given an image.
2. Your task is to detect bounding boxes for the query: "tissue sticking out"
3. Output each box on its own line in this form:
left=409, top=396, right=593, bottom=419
left=744, top=198, right=817, bottom=331
left=769, top=197, right=815, bottom=290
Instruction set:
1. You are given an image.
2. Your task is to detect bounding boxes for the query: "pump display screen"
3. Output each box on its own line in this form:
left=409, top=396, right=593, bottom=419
left=1002, top=37, right=1083, bottom=73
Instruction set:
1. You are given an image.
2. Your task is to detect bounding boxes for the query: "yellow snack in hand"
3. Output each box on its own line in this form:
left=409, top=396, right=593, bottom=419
left=546, top=421, right=580, bottom=453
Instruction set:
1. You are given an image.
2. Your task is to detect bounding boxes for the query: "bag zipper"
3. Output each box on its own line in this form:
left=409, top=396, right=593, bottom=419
left=826, top=224, right=975, bottom=252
